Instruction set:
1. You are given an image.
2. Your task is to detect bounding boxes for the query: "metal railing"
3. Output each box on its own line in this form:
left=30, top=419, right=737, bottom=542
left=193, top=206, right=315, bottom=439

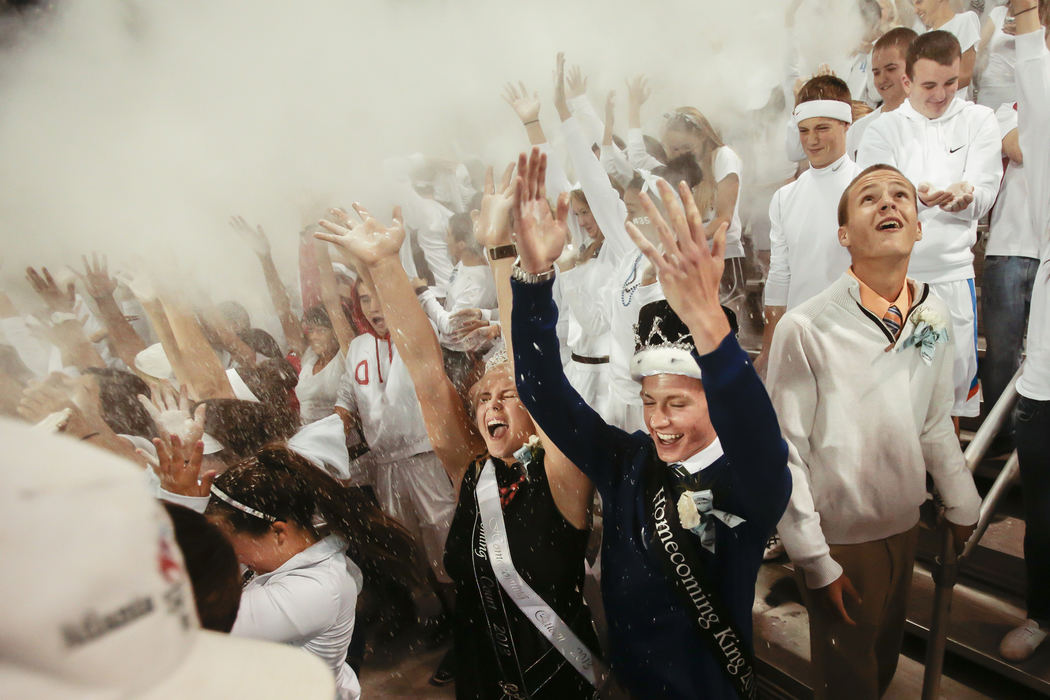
left=921, top=366, right=1024, bottom=700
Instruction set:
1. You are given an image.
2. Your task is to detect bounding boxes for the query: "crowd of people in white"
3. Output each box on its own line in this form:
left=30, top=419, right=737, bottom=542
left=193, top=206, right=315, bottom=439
left=2, top=0, right=1049, bottom=698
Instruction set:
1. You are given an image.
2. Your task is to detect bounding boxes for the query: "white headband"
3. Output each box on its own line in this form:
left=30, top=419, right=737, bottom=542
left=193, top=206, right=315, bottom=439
left=210, top=485, right=276, bottom=522
left=793, top=99, right=853, bottom=126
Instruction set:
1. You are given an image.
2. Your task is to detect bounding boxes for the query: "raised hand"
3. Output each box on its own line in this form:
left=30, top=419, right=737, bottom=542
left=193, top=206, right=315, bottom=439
left=566, top=63, right=588, bottom=99
left=626, top=74, right=651, bottom=128
left=604, top=91, right=616, bottom=129
left=149, top=433, right=215, bottom=498
left=79, top=253, right=118, bottom=299
left=512, top=148, right=570, bottom=275
left=502, top=81, right=541, bottom=124
left=316, top=204, right=405, bottom=266
left=26, top=266, right=75, bottom=313
left=138, top=383, right=206, bottom=447
left=624, top=179, right=731, bottom=353
left=473, top=163, right=516, bottom=248
left=229, top=215, right=271, bottom=257
left=553, top=52, right=571, bottom=121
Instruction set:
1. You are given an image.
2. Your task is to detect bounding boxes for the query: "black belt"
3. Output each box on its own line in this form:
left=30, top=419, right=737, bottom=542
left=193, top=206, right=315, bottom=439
left=571, top=353, right=609, bottom=365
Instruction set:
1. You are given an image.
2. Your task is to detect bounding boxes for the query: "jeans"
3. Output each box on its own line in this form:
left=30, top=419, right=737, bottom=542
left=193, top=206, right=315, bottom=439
left=981, top=256, right=1039, bottom=412
left=1014, top=396, right=1050, bottom=625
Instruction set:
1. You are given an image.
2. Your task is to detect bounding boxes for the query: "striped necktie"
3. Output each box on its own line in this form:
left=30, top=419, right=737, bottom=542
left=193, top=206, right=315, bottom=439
left=883, top=304, right=903, bottom=339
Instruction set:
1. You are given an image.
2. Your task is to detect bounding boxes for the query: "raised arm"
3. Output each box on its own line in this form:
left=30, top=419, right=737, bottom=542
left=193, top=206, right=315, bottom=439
left=317, top=206, right=482, bottom=489
left=625, top=74, right=664, bottom=171
left=230, top=216, right=305, bottom=356
left=313, top=237, right=356, bottom=355
left=78, top=254, right=147, bottom=369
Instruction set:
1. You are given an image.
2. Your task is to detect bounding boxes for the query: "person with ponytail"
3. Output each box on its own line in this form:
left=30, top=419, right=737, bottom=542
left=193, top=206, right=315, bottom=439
left=204, top=445, right=422, bottom=700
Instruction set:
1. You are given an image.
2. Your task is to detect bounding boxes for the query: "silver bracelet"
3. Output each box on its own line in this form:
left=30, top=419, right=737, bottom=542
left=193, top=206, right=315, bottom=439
left=511, top=257, right=556, bottom=284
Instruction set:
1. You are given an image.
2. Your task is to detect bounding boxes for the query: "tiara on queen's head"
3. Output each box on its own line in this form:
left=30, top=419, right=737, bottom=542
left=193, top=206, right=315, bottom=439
left=484, top=346, right=510, bottom=374
left=663, top=110, right=704, bottom=131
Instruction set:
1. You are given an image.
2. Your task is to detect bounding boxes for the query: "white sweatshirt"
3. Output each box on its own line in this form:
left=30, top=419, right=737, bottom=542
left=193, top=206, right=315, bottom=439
left=765, top=154, right=859, bottom=309
left=768, top=274, right=981, bottom=589
left=987, top=104, right=1039, bottom=259
left=1015, top=29, right=1050, bottom=401
left=335, top=333, right=431, bottom=464
left=857, top=97, right=1002, bottom=282
left=418, top=262, right=496, bottom=350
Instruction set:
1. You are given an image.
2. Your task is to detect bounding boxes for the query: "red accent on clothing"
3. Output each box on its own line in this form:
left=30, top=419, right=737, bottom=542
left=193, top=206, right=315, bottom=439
left=355, top=360, right=370, bottom=386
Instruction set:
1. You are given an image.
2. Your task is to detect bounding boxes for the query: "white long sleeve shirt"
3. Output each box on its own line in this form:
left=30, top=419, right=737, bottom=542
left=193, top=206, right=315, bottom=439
left=764, top=154, right=859, bottom=309
left=1015, top=29, right=1050, bottom=401
left=857, top=97, right=1003, bottom=282
left=418, top=262, right=497, bottom=350
left=986, top=104, right=1039, bottom=259
left=232, top=535, right=363, bottom=700
left=768, top=274, right=981, bottom=589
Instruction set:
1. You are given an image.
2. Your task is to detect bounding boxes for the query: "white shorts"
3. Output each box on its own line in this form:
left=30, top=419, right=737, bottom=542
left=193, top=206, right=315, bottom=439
left=375, top=451, right=456, bottom=583
left=927, top=279, right=980, bottom=418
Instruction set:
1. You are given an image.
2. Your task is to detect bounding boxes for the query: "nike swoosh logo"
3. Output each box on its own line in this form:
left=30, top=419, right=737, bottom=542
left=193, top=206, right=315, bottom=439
left=949, top=145, right=964, bottom=153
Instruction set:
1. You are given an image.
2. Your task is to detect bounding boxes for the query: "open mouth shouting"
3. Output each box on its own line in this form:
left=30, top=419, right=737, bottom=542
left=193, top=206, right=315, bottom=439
left=487, top=418, right=509, bottom=440
left=877, top=217, right=903, bottom=232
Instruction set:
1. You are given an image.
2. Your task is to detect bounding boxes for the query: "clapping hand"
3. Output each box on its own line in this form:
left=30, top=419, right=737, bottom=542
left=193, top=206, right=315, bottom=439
left=316, top=205, right=405, bottom=266
left=512, top=148, right=570, bottom=275
left=624, top=179, right=731, bottom=354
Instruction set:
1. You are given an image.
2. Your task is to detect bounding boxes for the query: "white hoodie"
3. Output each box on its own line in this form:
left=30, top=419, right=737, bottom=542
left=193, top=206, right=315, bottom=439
left=857, top=96, right=1002, bottom=283
left=1015, top=29, right=1050, bottom=401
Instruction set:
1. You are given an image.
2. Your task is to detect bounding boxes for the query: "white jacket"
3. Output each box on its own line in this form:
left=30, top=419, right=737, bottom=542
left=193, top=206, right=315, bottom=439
left=765, top=154, right=859, bottom=309
left=857, top=97, right=1002, bottom=282
left=232, top=535, right=363, bottom=700
left=1016, top=29, right=1050, bottom=401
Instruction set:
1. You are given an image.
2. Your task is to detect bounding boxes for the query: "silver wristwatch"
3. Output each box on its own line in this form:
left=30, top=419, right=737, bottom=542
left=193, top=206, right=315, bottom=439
left=511, top=257, right=556, bottom=284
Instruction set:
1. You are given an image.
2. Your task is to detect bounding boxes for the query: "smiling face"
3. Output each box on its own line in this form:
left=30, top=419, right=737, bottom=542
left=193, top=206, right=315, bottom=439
left=661, top=126, right=706, bottom=162
left=471, top=366, right=535, bottom=460
left=908, top=57, right=959, bottom=119
left=838, top=167, right=922, bottom=264
left=641, top=373, right=716, bottom=464
left=871, top=45, right=910, bottom=108
left=356, top=281, right=388, bottom=336
left=798, top=116, right=848, bottom=169
left=911, top=0, right=945, bottom=28
left=303, top=322, right=337, bottom=359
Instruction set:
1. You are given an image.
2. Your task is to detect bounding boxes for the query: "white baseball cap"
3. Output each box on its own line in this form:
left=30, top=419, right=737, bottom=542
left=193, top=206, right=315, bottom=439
left=0, top=418, right=335, bottom=699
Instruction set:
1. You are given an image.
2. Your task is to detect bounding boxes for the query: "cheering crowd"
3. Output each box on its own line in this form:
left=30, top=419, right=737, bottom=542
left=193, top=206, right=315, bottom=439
left=2, top=0, right=1049, bottom=698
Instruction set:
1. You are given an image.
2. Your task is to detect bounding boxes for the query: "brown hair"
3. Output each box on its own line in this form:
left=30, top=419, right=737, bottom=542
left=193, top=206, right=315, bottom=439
left=874, top=26, right=918, bottom=56
left=906, top=30, right=961, bottom=79
left=837, top=164, right=917, bottom=226
left=206, top=445, right=425, bottom=589
left=795, top=75, right=852, bottom=106
left=664, top=107, right=725, bottom=214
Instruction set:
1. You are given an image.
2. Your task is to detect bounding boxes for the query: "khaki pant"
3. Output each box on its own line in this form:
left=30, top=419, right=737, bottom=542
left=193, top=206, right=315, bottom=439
left=796, top=525, right=919, bottom=700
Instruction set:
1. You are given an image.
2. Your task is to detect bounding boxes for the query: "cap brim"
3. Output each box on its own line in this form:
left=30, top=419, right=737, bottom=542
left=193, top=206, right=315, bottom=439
left=0, top=630, right=336, bottom=699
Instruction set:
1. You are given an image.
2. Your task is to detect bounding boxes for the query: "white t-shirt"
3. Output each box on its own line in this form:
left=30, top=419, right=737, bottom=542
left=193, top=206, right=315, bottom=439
left=603, top=251, right=666, bottom=408
left=765, top=154, right=860, bottom=309
left=986, top=104, right=1039, bottom=259
left=296, top=348, right=346, bottom=425
left=846, top=105, right=884, bottom=161
left=977, top=6, right=1017, bottom=109
left=705, top=145, right=745, bottom=259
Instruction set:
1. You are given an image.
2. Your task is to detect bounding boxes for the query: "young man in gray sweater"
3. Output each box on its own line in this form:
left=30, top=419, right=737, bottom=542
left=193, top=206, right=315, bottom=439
left=767, top=164, right=980, bottom=699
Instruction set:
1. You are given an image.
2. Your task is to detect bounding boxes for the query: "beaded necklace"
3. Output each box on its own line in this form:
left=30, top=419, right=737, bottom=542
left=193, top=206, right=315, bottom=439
left=621, top=252, right=644, bottom=307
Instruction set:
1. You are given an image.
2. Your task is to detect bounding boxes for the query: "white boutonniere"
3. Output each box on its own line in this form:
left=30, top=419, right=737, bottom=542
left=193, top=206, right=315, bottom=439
left=512, top=434, right=544, bottom=480
left=897, top=307, right=950, bottom=365
left=675, top=489, right=746, bottom=554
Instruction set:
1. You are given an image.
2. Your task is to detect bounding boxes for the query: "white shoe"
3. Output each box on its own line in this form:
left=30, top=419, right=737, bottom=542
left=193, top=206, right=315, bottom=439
left=1000, top=619, right=1048, bottom=662
left=763, top=534, right=785, bottom=562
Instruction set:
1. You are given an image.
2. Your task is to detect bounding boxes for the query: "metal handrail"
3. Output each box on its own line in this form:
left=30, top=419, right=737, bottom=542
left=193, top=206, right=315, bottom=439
left=921, top=365, right=1024, bottom=700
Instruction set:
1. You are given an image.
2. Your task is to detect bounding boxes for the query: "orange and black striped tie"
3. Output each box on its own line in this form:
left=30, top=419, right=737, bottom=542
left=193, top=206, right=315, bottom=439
left=883, top=304, right=903, bottom=339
